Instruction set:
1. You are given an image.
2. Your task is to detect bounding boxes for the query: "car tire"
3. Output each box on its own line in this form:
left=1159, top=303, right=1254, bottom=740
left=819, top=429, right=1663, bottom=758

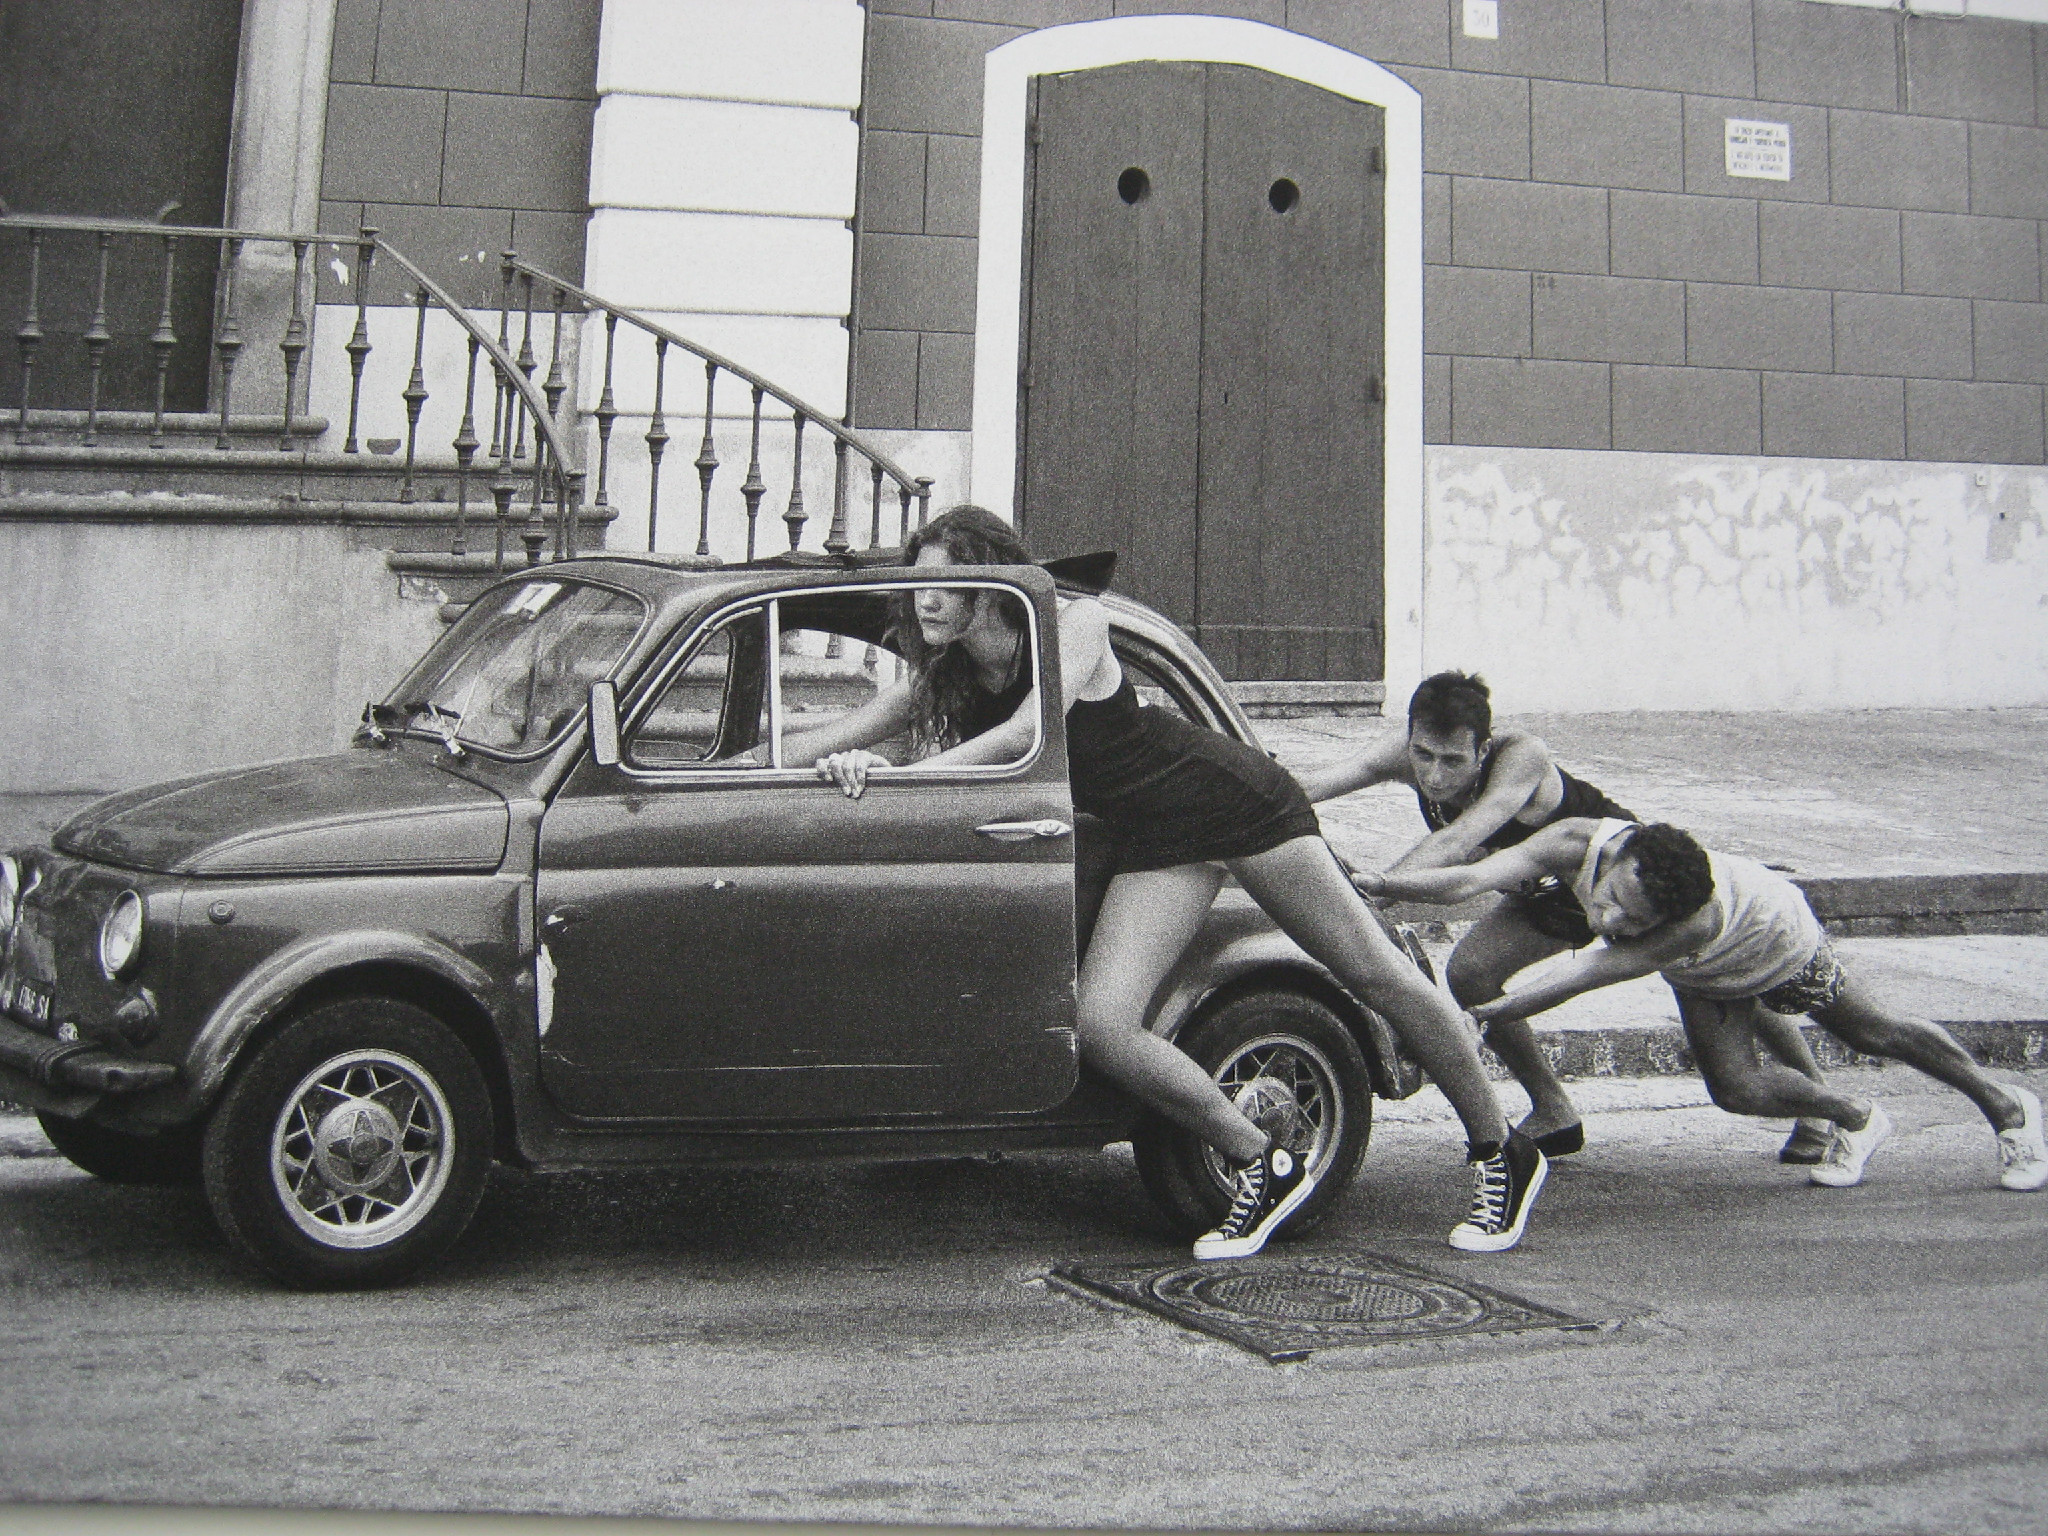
left=1131, top=989, right=1372, bottom=1242
left=201, top=997, right=493, bottom=1290
left=37, top=1113, right=203, bottom=1186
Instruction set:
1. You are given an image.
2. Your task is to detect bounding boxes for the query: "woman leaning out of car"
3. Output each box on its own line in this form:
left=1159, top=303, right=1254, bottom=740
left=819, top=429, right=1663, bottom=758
left=771, top=506, right=1550, bottom=1259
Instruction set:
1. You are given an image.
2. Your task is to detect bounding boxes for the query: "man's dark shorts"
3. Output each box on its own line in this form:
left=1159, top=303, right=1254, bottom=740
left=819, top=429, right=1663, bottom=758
left=1503, top=877, right=1597, bottom=947
left=1756, top=937, right=1847, bottom=1016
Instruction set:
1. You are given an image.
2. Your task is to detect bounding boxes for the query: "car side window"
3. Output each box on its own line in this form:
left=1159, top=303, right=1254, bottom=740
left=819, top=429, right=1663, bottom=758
left=773, top=587, right=1037, bottom=771
left=626, top=606, right=768, bottom=768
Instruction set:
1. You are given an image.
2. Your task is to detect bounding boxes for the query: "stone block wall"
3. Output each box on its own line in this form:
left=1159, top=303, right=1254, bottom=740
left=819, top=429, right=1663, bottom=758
left=855, top=0, right=2048, bottom=466
left=316, top=0, right=601, bottom=307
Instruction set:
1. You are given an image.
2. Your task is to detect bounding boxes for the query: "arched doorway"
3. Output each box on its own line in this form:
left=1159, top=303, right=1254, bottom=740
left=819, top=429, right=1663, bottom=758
left=1015, top=59, right=1385, bottom=683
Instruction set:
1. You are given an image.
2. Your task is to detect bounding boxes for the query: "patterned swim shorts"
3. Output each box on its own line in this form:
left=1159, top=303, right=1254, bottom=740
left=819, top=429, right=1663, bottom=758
left=1756, top=937, right=1847, bottom=1016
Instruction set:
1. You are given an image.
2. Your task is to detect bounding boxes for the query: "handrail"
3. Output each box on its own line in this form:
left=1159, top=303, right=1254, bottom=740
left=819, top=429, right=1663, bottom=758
left=508, top=258, right=934, bottom=558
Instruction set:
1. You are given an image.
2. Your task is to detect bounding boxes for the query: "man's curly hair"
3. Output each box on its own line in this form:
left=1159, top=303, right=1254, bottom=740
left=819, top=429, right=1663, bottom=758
left=1621, top=823, right=1715, bottom=925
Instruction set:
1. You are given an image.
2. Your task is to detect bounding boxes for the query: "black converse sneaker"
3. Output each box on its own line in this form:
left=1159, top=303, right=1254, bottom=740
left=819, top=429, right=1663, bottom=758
left=1192, top=1145, right=1317, bottom=1260
left=1448, top=1130, right=1547, bottom=1253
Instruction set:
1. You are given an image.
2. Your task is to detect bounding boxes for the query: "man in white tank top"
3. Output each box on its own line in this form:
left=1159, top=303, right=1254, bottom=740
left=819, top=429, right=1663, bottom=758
left=1356, top=819, right=2047, bottom=1193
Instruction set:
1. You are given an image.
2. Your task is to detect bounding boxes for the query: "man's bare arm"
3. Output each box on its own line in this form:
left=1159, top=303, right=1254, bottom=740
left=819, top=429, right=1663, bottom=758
left=1471, top=915, right=1708, bottom=1027
left=1355, top=819, right=1592, bottom=905
left=1294, top=727, right=1411, bottom=805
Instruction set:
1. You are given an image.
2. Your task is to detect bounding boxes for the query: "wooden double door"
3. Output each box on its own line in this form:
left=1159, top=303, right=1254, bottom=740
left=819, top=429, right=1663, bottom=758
left=1018, top=62, right=1386, bottom=683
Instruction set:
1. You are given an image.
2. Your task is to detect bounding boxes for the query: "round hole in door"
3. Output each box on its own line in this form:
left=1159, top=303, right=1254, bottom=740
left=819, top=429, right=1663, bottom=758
left=1117, top=167, right=1151, bottom=205
left=1268, top=178, right=1300, bottom=214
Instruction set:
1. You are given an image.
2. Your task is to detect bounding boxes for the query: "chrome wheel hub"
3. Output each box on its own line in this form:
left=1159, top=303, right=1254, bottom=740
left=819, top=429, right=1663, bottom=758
left=1205, top=1033, right=1343, bottom=1188
left=270, top=1050, right=453, bottom=1249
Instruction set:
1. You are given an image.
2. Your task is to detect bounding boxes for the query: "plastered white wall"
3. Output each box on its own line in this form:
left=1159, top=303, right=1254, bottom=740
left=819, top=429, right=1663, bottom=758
left=1423, top=446, right=2048, bottom=711
left=583, top=0, right=865, bottom=558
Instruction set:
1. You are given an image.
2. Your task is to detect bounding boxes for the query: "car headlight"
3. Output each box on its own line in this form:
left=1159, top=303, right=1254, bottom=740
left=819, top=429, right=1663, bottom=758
left=0, top=856, right=17, bottom=936
left=99, top=890, right=144, bottom=980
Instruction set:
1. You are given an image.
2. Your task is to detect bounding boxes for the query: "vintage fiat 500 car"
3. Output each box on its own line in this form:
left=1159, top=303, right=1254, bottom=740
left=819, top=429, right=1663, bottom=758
left=0, top=555, right=1430, bottom=1288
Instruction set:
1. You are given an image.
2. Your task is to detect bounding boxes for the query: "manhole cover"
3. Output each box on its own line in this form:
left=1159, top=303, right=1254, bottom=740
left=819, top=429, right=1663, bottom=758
left=1052, top=1253, right=1597, bottom=1363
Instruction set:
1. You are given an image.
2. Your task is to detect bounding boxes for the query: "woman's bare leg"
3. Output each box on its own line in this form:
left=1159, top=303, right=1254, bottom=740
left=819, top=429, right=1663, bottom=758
left=1077, top=864, right=1269, bottom=1165
left=1230, top=837, right=1510, bottom=1150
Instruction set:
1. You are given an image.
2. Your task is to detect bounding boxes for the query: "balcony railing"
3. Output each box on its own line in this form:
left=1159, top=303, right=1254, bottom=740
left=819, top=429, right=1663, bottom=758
left=3, top=209, right=938, bottom=572
left=505, top=257, right=933, bottom=563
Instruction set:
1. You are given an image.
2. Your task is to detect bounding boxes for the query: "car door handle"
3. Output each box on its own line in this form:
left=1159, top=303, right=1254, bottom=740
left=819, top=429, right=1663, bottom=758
left=542, top=905, right=589, bottom=935
left=974, top=819, right=1073, bottom=841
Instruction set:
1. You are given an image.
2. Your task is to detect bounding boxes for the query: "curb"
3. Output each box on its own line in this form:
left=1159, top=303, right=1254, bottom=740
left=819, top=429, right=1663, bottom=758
left=1511, top=1019, right=2048, bottom=1083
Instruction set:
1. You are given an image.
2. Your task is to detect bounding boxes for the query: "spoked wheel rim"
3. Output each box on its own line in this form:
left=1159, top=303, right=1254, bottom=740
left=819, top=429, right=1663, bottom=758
left=1202, top=1031, right=1346, bottom=1190
left=269, top=1049, right=456, bottom=1249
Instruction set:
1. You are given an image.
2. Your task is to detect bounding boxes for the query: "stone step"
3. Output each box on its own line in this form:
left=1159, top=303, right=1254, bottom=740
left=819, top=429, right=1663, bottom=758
left=0, top=441, right=541, bottom=506
left=1, top=408, right=328, bottom=448
left=0, top=490, right=614, bottom=556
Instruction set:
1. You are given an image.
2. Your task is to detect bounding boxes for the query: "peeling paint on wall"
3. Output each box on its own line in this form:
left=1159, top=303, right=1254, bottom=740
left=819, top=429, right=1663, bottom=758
left=1424, top=447, right=2048, bottom=712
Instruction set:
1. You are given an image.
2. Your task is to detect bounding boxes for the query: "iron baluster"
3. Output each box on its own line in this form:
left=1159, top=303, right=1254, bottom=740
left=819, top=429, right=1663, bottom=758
left=695, top=360, right=719, bottom=557
left=12, top=226, right=40, bottom=444
left=343, top=226, right=377, bottom=453
left=489, top=251, right=514, bottom=459
left=148, top=233, right=179, bottom=448
left=279, top=239, right=309, bottom=450
left=915, top=475, right=933, bottom=528
left=592, top=311, right=618, bottom=510
left=897, top=481, right=913, bottom=547
left=741, top=384, right=766, bottom=561
left=644, top=336, right=669, bottom=552
left=565, top=469, right=585, bottom=560
left=490, top=364, right=517, bottom=574
left=212, top=236, right=244, bottom=449
left=399, top=284, right=429, bottom=502
left=783, top=411, right=808, bottom=551
left=453, top=333, right=481, bottom=557
left=543, top=285, right=566, bottom=420
left=513, top=270, right=536, bottom=460
left=825, top=436, right=851, bottom=555
left=524, top=424, right=550, bottom=566
left=81, top=231, right=112, bottom=446
left=868, top=462, right=884, bottom=550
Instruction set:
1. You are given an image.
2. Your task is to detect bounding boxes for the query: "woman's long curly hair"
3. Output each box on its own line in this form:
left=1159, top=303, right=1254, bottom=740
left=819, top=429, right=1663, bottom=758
left=893, top=505, right=1035, bottom=754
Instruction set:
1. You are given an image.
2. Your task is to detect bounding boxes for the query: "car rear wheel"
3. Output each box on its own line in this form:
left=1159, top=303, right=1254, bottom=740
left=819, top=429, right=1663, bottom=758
left=202, top=997, right=492, bottom=1290
left=37, top=1113, right=202, bottom=1186
left=1131, top=988, right=1372, bottom=1241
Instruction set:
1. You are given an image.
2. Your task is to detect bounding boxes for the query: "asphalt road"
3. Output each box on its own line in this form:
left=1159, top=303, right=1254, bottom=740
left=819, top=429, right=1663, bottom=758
left=2, top=1066, right=2045, bottom=1534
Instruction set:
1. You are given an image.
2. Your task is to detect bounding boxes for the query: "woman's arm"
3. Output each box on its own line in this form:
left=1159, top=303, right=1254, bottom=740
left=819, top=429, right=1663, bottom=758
left=735, top=677, right=914, bottom=767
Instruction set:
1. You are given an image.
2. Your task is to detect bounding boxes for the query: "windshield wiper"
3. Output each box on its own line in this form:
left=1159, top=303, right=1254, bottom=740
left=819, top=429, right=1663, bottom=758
left=357, top=701, right=406, bottom=746
left=415, top=701, right=467, bottom=757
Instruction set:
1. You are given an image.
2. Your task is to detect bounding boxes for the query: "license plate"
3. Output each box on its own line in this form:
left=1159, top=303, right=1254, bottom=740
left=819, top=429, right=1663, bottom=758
left=2, top=973, right=52, bottom=1027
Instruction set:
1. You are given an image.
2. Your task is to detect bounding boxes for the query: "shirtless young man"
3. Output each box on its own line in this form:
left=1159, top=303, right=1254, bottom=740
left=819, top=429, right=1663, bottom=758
left=1355, top=818, right=2048, bottom=1192
left=1297, top=672, right=1834, bottom=1162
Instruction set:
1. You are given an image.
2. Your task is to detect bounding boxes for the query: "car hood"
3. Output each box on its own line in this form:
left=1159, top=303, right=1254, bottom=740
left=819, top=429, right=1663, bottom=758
left=54, top=751, right=509, bottom=877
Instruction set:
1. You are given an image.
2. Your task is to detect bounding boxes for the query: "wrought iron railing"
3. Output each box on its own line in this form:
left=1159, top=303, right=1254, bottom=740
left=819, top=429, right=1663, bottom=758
left=3, top=208, right=939, bottom=573
left=505, top=258, right=933, bottom=562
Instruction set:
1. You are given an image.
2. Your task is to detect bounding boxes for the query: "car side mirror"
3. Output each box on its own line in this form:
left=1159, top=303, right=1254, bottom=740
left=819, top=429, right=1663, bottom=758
left=588, top=680, right=621, bottom=767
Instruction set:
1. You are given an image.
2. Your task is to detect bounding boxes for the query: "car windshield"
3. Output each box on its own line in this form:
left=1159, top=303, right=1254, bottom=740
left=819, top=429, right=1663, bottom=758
left=379, top=579, right=647, bottom=755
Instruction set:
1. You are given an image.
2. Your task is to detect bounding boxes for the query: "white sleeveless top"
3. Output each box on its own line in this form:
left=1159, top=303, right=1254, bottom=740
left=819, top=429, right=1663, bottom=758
left=1572, top=819, right=1821, bottom=1000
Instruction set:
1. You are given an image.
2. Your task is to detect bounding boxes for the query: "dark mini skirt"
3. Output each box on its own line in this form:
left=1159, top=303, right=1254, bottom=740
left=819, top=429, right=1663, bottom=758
left=1068, top=680, right=1322, bottom=874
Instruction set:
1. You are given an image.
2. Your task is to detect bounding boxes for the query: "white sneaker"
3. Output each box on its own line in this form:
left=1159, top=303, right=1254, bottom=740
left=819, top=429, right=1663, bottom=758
left=1810, top=1103, right=1893, bottom=1187
left=1997, top=1086, right=2048, bottom=1192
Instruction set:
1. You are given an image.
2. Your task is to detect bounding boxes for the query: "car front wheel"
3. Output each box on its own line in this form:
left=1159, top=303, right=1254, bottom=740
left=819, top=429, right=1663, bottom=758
left=1131, top=988, right=1372, bottom=1241
left=202, top=997, right=492, bottom=1290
